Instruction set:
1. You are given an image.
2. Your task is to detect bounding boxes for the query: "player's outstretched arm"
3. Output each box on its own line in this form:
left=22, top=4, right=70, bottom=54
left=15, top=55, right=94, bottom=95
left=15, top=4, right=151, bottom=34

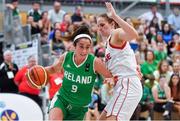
left=105, top=2, right=139, bottom=41
left=45, top=53, right=66, bottom=75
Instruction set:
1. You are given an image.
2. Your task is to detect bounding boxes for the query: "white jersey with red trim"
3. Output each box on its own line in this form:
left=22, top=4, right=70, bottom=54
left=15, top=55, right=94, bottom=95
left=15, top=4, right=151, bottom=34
left=105, top=41, right=138, bottom=78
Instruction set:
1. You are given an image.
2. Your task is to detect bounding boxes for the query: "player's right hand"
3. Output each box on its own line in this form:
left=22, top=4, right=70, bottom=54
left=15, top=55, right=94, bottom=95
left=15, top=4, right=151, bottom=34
left=105, top=2, right=116, bottom=19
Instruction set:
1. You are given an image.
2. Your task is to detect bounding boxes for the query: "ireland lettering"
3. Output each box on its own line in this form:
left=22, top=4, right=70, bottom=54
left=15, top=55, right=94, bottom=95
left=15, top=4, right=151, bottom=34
left=64, top=71, right=92, bottom=84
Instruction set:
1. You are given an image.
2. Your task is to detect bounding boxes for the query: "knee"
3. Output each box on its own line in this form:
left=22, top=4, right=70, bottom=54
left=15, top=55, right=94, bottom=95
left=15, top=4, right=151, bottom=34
left=49, top=108, right=63, bottom=121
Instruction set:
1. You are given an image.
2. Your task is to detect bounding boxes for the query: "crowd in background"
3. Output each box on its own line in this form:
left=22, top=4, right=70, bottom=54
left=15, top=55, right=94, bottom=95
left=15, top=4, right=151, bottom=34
left=0, top=0, right=180, bottom=120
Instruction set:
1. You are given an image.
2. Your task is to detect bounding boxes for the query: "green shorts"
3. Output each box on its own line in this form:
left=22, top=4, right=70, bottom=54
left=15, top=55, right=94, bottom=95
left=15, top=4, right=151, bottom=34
left=49, top=93, right=88, bottom=120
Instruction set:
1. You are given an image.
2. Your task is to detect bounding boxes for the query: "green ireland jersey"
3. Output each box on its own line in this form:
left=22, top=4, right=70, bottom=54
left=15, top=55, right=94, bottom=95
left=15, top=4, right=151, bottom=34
left=59, top=51, right=97, bottom=107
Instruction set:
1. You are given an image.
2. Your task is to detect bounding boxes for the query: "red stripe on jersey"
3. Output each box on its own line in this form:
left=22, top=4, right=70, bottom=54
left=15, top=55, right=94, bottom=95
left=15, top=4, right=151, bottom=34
left=109, top=41, right=127, bottom=49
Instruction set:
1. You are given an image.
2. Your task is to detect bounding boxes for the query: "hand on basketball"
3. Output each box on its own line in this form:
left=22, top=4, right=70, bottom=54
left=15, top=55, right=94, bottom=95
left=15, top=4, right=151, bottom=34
left=105, top=2, right=116, bottom=18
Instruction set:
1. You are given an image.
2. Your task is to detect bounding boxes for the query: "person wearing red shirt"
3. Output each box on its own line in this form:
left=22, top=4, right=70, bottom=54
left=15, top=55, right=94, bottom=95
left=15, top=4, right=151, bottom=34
left=14, top=55, right=42, bottom=107
left=48, top=72, right=63, bottom=100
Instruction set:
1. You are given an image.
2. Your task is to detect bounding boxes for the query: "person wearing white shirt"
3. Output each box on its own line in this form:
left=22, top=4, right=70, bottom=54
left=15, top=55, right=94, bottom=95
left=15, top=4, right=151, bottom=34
left=138, top=5, right=163, bottom=27
left=48, top=0, right=66, bottom=26
left=168, top=7, right=180, bottom=33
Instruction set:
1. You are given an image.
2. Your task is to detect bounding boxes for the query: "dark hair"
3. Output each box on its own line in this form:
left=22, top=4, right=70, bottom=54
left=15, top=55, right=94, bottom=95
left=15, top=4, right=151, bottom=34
left=32, top=1, right=41, bottom=5
left=98, top=13, right=119, bottom=29
left=52, top=29, right=61, bottom=42
left=145, top=50, right=155, bottom=61
left=71, top=25, right=92, bottom=46
left=169, top=74, right=180, bottom=97
left=41, top=11, right=48, bottom=19
left=11, top=0, right=18, bottom=3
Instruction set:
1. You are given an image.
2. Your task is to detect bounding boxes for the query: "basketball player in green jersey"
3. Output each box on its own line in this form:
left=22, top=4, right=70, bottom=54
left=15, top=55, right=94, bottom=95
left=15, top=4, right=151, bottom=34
left=45, top=25, right=113, bottom=120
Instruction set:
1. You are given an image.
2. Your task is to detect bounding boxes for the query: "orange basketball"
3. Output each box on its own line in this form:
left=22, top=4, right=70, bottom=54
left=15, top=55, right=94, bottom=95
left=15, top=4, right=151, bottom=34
left=27, top=65, right=48, bottom=89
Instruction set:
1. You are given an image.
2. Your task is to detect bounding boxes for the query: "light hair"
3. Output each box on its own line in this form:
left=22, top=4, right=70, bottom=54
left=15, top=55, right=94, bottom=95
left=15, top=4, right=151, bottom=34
left=3, top=50, right=12, bottom=57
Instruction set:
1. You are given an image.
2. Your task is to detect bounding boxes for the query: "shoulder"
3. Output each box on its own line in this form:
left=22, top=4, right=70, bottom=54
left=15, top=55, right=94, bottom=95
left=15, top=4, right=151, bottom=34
left=59, top=52, right=68, bottom=63
left=152, top=85, right=158, bottom=92
left=0, top=62, right=5, bottom=70
left=60, top=10, right=66, bottom=14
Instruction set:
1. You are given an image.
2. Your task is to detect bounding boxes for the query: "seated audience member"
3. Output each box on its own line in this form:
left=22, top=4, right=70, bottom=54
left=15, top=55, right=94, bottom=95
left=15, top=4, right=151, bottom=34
left=48, top=72, right=63, bottom=100
left=0, top=50, right=18, bottom=93
left=167, top=74, right=180, bottom=119
left=138, top=78, right=153, bottom=120
left=14, top=55, right=42, bottom=107
left=50, top=29, right=66, bottom=56
left=152, top=76, right=171, bottom=120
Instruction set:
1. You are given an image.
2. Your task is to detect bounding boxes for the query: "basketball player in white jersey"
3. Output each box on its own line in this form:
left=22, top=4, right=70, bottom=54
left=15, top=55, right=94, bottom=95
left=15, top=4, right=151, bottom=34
left=97, top=2, right=143, bottom=121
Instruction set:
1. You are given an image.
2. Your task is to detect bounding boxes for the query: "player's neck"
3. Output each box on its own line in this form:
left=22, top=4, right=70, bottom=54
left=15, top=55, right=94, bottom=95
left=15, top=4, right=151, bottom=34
left=74, top=54, right=87, bottom=66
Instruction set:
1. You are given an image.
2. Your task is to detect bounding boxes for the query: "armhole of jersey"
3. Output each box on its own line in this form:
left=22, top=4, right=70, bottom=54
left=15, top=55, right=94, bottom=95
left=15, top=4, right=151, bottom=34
left=61, top=52, right=68, bottom=67
left=93, top=57, right=97, bottom=74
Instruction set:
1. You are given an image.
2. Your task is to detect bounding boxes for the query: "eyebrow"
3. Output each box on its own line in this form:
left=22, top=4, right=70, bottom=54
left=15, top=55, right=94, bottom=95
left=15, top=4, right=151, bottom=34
left=78, top=43, right=90, bottom=46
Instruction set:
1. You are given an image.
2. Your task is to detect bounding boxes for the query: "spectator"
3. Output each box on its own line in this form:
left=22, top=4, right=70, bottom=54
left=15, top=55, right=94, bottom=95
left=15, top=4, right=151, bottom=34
left=71, top=6, right=84, bottom=26
left=153, top=60, right=171, bottom=83
left=168, top=74, right=180, bottom=116
left=0, top=50, right=18, bottom=93
left=152, top=76, right=171, bottom=120
left=50, top=29, right=66, bottom=56
left=48, top=71, right=63, bottom=100
left=60, top=13, right=72, bottom=34
left=48, top=0, right=66, bottom=25
left=171, top=61, right=180, bottom=76
left=149, top=17, right=160, bottom=31
left=6, top=0, right=20, bottom=17
left=27, top=15, right=41, bottom=35
left=154, top=42, right=167, bottom=62
left=0, top=42, right=3, bottom=64
left=28, top=2, right=42, bottom=22
left=14, top=55, right=42, bottom=107
left=141, top=50, right=159, bottom=79
left=48, top=22, right=61, bottom=41
left=135, top=40, right=148, bottom=64
left=168, top=7, right=180, bottom=33
left=161, top=23, right=175, bottom=44
left=145, top=26, right=157, bottom=49
left=139, top=78, right=153, bottom=120
left=138, top=5, right=163, bottom=27
left=38, top=11, right=51, bottom=34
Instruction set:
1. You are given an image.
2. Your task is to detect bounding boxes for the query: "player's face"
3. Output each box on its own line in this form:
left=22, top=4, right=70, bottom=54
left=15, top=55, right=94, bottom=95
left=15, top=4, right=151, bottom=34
left=75, top=38, right=91, bottom=58
left=97, top=17, right=112, bottom=37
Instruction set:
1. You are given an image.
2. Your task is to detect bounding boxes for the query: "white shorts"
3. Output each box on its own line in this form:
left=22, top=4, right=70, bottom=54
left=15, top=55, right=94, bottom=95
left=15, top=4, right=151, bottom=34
left=104, top=76, right=142, bottom=121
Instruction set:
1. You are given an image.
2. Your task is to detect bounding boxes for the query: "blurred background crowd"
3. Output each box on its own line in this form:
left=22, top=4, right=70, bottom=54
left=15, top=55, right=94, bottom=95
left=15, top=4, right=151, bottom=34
left=0, top=0, right=179, bottom=120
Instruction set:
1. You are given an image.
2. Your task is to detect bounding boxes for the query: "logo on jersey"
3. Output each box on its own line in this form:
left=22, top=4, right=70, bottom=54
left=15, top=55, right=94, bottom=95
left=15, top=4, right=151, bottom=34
left=66, top=64, right=71, bottom=68
left=105, top=53, right=111, bottom=62
left=85, top=63, right=90, bottom=72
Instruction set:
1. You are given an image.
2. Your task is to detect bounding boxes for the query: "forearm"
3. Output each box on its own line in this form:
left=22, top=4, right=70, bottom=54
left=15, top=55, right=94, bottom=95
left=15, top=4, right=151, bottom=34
left=113, top=14, right=138, bottom=39
left=155, top=99, right=167, bottom=103
left=174, top=101, right=180, bottom=105
left=45, top=66, right=57, bottom=75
